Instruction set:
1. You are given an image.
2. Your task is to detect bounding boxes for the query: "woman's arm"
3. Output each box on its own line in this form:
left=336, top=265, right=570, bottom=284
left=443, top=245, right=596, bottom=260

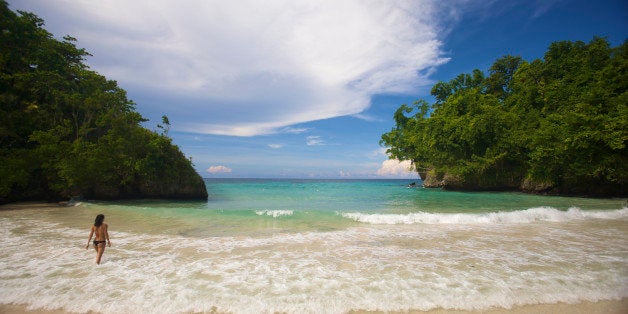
left=105, top=223, right=111, bottom=247
left=86, top=226, right=94, bottom=249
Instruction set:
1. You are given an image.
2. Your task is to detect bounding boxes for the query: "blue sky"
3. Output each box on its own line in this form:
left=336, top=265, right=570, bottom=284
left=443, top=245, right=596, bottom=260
left=9, top=0, right=628, bottom=179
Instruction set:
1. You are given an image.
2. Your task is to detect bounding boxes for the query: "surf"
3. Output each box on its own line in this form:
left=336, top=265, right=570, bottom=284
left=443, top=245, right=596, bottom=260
left=341, top=207, right=628, bottom=225
left=1, top=210, right=627, bottom=313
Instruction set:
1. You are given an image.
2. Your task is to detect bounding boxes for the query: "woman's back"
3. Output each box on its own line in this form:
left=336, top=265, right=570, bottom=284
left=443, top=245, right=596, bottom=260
left=93, top=224, right=107, bottom=240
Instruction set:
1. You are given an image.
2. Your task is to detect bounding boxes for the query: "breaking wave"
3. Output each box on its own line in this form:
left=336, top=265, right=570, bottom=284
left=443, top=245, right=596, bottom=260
left=342, top=207, right=628, bottom=225
left=255, top=209, right=294, bottom=217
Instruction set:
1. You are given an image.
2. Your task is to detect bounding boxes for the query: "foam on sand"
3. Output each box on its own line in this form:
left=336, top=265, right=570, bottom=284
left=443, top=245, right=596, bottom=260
left=1, top=204, right=626, bottom=313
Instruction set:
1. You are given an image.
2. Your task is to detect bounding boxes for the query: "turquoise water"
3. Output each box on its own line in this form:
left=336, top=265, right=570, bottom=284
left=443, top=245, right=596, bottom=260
left=70, top=178, right=624, bottom=239
left=204, top=178, right=623, bottom=213
left=99, top=179, right=625, bottom=236
left=1, top=179, right=626, bottom=313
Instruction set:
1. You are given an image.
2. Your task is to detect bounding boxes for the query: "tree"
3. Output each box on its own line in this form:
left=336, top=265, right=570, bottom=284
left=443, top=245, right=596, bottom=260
left=0, top=2, right=207, bottom=203
left=381, top=37, right=627, bottom=196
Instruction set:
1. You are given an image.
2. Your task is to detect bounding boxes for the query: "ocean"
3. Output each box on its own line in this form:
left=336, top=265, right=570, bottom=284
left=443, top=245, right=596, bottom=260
left=0, top=179, right=626, bottom=313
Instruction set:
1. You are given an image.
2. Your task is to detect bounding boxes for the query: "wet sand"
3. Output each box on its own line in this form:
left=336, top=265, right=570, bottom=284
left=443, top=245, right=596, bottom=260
left=0, top=202, right=65, bottom=211
left=422, top=298, right=627, bottom=314
left=2, top=299, right=626, bottom=314
left=2, top=202, right=626, bottom=313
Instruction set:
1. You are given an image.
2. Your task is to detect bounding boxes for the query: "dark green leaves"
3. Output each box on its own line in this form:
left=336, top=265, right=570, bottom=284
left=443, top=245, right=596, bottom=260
left=0, top=2, right=206, bottom=202
left=382, top=37, right=627, bottom=196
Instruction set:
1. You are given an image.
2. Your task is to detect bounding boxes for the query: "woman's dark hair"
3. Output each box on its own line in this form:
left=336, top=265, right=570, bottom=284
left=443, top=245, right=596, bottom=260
left=94, top=214, right=105, bottom=227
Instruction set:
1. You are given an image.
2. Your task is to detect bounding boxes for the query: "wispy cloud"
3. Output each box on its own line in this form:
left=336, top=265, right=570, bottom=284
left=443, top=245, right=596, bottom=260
left=306, top=136, right=324, bottom=146
left=280, top=127, right=310, bottom=135
left=268, top=144, right=283, bottom=149
left=351, top=113, right=383, bottom=122
left=206, top=165, right=232, bottom=174
left=12, top=0, right=452, bottom=136
left=530, top=0, right=564, bottom=18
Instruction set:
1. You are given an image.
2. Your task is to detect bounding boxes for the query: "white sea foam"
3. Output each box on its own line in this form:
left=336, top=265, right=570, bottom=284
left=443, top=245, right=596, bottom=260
left=342, top=207, right=628, bottom=225
left=255, top=209, right=294, bottom=217
left=1, top=207, right=627, bottom=314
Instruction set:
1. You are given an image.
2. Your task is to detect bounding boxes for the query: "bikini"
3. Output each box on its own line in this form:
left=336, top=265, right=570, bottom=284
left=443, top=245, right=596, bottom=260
left=93, top=225, right=106, bottom=246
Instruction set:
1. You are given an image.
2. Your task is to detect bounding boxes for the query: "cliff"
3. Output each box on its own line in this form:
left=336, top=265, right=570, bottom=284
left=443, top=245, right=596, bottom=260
left=381, top=37, right=627, bottom=198
left=421, top=170, right=626, bottom=197
left=79, top=164, right=209, bottom=201
left=136, top=174, right=208, bottom=201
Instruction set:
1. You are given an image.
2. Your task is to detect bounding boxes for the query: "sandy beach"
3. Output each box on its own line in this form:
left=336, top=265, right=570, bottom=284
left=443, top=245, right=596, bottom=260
left=1, top=192, right=626, bottom=314
left=2, top=299, right=626, bottom=313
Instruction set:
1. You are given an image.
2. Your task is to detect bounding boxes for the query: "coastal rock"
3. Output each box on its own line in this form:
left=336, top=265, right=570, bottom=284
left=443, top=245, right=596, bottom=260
left=84, top=166, right=208, bottom=201
left=421, top=170, right=626, bottom=197
left=421, top=170, right=464, bottom=189
left=520, top=178, right=555, bottom=194
left=136, top=173, right=208, bottom=200
left=421, top=170, right=521, bottom=192
left=421, top=170, right=444, bottom=188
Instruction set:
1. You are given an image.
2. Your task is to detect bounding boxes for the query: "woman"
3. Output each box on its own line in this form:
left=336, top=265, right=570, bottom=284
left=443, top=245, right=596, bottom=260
left=86, top=214, right=111, bottom=264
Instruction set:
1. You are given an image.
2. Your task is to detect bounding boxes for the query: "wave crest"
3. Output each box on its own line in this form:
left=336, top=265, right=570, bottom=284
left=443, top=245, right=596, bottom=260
left=342, top=207, right=628, bottom=225
left=255, top=210, right=294, bottom=218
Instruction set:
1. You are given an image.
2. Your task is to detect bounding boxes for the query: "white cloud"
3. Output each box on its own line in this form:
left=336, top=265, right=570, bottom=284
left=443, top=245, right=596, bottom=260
left=351, top=113, right=383, bottom=122
left=268, top=144, right=283, bottom=149
left=206, top=165, right=232, bottom=174
left=377, top=159, right=414, bottom=177
left=11, top=0, right=452, bottom=136
left=306, top=136, right=324, bottom=146
left=280, top=127, right=310, bottom=135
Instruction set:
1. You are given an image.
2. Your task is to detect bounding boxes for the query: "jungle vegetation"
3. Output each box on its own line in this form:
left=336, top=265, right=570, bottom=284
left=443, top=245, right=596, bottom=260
left=0, top=2, right=207, bottom=203
left=381, top=37, right=627, bottom=196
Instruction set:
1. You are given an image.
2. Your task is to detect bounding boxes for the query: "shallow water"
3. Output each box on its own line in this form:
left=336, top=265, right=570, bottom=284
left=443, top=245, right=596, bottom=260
left=1, top=179, right=626, bottom=313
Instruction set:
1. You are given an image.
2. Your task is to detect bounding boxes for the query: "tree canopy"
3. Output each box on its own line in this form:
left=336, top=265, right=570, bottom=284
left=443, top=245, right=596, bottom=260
left=381, top=37, right=627, bottom=196
left=0, top=1, right=207, bottom=203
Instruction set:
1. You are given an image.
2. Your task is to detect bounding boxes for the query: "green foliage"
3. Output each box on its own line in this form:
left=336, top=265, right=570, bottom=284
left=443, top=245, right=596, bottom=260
left=382, top=37, right=627, bottom=196
left=0, top=2, right=206, bottom=202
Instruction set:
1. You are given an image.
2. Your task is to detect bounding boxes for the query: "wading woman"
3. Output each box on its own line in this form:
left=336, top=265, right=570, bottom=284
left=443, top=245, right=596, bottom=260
left=86, top=214, right=111, bottom=264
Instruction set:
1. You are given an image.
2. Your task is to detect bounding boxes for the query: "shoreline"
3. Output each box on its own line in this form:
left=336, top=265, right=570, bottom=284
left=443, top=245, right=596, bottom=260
left=2, top=299, right=626, bottom=314
left=2, top=199, right=626, bottom=314
left=0, top=201, right=65, bottom=211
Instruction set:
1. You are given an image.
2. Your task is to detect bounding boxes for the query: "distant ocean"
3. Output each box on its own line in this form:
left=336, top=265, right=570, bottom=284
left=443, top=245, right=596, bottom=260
left=1, top=179, right=627, bottom=313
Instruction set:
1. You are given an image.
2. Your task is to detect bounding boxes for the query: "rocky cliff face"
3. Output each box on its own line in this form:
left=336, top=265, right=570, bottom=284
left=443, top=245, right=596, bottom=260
left=136, top=173, right=208, bottom=200
left=421, top=170, right=446, bottom=189
left=421, top=170, right=625, bottom=197
left=83, top=166, right=208, bottom=201
left=421, top=170, right=518, bottom=191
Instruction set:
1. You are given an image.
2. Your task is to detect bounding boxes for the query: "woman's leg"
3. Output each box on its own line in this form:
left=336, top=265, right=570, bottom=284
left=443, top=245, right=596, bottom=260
left=96, top=243, right=106, bottom=264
